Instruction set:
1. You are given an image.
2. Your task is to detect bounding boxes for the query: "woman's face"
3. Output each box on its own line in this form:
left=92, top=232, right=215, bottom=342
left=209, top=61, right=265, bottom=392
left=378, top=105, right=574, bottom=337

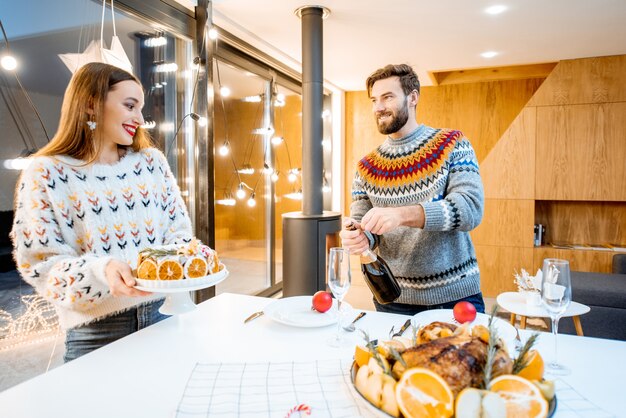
left=98, top=80, right=145, bottom=147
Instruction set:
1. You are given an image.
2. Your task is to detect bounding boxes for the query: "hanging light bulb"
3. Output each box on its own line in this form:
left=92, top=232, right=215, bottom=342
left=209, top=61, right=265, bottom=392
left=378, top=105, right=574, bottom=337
left=218, top=140, right=229, bottom=156
left=1, top=55, right=18, bottom=71
left=208, top=27, right=218, bottom=40
left=220, top=86, right=231, bottom=97
left=197, top=116, right=208, bottom=127
left=271, top=171, right=279, bottom=182
left=271, top=136, right=284, bottom=145
left=288, top=168, right=298, bottom=183
left=247, top=192, right=257, bottom=207
left=236, top=183, right=246, bottom=199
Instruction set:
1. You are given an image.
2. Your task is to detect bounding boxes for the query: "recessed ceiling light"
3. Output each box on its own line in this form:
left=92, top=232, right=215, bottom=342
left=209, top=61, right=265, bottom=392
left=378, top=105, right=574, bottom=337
left=481, top=51, right=498, bottom=58
left=485, top=5, right=508, bottom=15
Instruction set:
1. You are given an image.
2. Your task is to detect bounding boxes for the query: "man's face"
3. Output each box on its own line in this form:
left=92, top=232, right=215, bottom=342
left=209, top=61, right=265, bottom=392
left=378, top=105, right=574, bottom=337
left=370, top=76, right=410, bottom=135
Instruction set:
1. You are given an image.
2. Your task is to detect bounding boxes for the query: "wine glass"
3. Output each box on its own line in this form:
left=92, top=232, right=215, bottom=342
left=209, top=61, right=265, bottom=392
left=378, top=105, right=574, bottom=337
left=541, top=258, right=572, bottom=375
left=327, top=247, right=351, bottom=347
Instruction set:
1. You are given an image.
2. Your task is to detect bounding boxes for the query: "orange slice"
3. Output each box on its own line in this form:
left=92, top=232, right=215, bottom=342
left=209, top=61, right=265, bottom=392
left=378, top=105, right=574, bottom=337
left=210, top=252, right=221, bottom=273
left=157, top=259, right=184, bottom=280
left=395, top=367, right=454, bottom=418
left=137, top=259, right=157, bottom=280
left=185, top=257, right=208, bottom=278
left=516, top=350, right=544, bottom=381
left=354, top=345, right=372, bottom=368
left=489, top=374, right=549, bottom=418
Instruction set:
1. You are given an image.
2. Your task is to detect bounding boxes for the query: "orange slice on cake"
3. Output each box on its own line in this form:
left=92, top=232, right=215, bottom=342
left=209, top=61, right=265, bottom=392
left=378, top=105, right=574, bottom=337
left=185, top=257, right=208, bottom=278
left=137, top=259, right=157, bottom=280
left=157, top=259, right=184, bottom=280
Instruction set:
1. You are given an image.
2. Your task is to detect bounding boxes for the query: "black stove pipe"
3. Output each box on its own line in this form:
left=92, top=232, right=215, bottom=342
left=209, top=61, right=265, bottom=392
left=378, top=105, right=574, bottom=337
left=299, top=6, right=324, bottom=216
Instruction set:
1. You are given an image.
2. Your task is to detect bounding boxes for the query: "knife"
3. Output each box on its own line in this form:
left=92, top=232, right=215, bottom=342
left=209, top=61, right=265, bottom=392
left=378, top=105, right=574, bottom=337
left=391, top=318, right=412, bottom=338
left=244, top=311, right=264, bottom=323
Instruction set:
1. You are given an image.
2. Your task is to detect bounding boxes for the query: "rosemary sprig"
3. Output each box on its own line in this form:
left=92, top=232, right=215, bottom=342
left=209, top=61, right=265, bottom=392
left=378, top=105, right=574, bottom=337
left=512, top=333, right=539, bottom=374
left=387, top=346, right=407, bottom=369
left=482, top=305, right=500, bottom=389
left=139, top=248, right=178, bottom=257
left=360, top=330, right=392, bottom=376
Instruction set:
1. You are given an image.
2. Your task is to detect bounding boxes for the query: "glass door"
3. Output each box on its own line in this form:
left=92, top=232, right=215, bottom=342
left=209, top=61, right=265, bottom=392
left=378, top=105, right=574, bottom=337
left=212, top=56, right=305, bottom=296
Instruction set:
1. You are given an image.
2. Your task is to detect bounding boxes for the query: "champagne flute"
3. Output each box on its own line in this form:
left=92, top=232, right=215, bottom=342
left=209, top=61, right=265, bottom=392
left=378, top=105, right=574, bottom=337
left=541, top=258, right=572, bottom=375
left=327, top=247, right=351, bottom=347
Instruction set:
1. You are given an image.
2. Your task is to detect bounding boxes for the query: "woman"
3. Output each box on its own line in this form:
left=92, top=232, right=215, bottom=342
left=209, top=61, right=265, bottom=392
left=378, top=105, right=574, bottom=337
left=11, top=62, right=193, bottom=361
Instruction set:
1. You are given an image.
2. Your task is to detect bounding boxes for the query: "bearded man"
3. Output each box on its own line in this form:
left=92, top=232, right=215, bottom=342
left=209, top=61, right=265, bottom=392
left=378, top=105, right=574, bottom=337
left=339, top=64, right=485, bottom=315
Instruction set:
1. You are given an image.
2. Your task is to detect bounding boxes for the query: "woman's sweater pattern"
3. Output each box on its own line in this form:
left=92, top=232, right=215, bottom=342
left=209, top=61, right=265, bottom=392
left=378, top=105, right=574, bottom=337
left=350, top=125, right=484, bottom=305
left=11, top=148, right=193, bottom=329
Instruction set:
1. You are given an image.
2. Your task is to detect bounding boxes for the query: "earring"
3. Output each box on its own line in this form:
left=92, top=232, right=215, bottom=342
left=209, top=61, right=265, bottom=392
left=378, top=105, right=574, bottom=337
left=86, top=117, right=96, bottom=131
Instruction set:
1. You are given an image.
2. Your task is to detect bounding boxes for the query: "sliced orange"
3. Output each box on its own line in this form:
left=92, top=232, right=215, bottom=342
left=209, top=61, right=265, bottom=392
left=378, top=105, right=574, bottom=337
left=157, top=259, right=184, bottom=280
left=210, top=252, right=221, bottom=273
left=354, top=345, right=372, bottom=368
left=516, top=350, right=544, bottom=381
left=185, top=257, right=208, bottom=278
left=137, top=259, right=157, bottom=280
left=489, top=374, right=549, bottom=418
left=395, top=367, right=454, bottom=418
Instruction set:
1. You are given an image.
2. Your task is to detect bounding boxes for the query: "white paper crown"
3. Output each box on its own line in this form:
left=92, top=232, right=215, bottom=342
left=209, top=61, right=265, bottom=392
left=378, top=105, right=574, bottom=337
left=58, top=0, right=133, bottom=74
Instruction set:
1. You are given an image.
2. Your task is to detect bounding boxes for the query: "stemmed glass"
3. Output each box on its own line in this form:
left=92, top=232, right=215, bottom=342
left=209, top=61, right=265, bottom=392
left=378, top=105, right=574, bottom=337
left=327, top=247, right=351, bottom=347
left=541, top=258, right=572, bottom=375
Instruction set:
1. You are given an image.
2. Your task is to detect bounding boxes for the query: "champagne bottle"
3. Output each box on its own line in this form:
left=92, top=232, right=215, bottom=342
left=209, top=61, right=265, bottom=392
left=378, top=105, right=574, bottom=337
left=346, top=223, right=401, bottom=304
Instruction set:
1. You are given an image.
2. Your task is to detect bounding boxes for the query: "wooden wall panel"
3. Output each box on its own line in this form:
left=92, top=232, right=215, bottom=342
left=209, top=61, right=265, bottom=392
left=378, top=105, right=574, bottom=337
left=418, top=79, right=544, bottom=163
left=535, top=103, right=626, bottom=201
left=533, top=248, right=615, bottom=274
left=344, top=79, right=544, bottom=214
left=476, top=245, right=535, bottom=297
left=471, top=199, right=534, bottom=247
left=481, top=108, right=536, bottom=199
left=528, top=55, right=626, bottom=106
left=535, top=201, right=626, bottom=245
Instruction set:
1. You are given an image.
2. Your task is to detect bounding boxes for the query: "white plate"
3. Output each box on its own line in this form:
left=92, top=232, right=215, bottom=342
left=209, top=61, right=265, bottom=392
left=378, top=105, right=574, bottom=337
left=264, top=296, right=351, bottom=328
left=135, top=265, right=228, bottom=292
left=412, top=309, right=517, bottom=346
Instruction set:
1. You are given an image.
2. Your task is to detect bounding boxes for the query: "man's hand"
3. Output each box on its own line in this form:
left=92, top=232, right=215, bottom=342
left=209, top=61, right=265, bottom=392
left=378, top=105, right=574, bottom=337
left=361, top=205, right=425, bottom=234
left=339, top=219, right=370, bottom=255
left=105, top=259, right=151, bottom=297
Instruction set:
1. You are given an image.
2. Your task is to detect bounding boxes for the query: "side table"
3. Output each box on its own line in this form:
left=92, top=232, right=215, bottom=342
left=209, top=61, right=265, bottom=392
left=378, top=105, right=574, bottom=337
left=496, top=292, right=591, bottom=336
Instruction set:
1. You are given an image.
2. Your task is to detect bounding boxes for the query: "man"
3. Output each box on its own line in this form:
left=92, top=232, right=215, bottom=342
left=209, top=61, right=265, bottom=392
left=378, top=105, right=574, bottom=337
left=339, top=64, right=485, bottom=315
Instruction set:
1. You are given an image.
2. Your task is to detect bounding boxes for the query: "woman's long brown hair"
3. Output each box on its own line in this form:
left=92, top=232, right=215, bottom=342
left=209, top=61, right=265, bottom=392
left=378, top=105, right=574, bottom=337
left=35, top=62, right=152, bottom=164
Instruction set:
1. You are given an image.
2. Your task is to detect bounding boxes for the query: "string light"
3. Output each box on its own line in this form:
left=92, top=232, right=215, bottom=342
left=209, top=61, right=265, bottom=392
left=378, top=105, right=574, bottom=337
left=237, top=163, right=255, bottom=175
left=271, top=171, right=279, bottom=182
left=262, top=163, right=274, bottom=175
left=218, top=140, right=230, bottom=156
left=0, top=294, right=59, bottom=352
left=216, top=192, right=236, bottom=206
left=247, top=192, right=257, bottom=207
left=285, top=189, right=303, bottom=200
left=1, top=55, right=17, bottom=71
left=208, top=27, right=218, bottom=40
left=219, top=86, right=231, bottom=97
left=236, top=183, right=247, bottom=199
left=288, top=168, right=299, bottom=183
left=271, top=136, right=284, bottom=145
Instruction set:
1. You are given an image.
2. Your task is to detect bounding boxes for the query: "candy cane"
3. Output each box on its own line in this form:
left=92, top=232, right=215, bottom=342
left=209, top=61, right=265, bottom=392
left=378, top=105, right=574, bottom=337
left=284, top=403, right=311, bottom=418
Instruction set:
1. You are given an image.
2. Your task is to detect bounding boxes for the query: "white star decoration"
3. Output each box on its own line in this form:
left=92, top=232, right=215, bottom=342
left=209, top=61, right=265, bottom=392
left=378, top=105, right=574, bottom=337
left=58, top=35, right=133, bottom=74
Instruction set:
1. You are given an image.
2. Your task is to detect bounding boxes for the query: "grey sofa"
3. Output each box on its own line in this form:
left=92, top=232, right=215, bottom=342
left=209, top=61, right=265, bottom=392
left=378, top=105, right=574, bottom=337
left=559, top=259, right=626, bottom=341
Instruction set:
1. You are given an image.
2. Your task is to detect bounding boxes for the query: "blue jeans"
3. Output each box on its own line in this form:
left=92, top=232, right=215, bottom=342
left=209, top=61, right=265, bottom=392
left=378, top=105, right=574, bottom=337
left=373, top=292, right=486, bottom=316
left=64, top=299, right=168, bottom=362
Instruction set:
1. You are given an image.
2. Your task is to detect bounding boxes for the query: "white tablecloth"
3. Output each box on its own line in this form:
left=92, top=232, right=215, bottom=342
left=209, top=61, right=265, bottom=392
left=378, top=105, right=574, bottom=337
left=0, top=293, right=622, bottom=417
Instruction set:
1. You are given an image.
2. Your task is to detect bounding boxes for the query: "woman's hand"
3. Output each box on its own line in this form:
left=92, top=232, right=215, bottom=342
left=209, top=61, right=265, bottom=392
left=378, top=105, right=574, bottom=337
left=339, top=219, right=370, bottom=255
left=105, top=259, right=151, bottom=297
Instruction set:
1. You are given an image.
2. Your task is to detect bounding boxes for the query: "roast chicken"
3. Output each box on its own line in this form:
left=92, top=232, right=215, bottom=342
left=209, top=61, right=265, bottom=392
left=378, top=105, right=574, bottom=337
left=391, top=334, right=513, bottom=396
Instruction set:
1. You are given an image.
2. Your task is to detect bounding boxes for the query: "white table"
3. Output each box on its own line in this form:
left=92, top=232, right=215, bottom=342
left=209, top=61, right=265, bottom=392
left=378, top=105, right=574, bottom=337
left=497, top=292, right=590, bottom=336
left=0, top=293, right=623, bottom=417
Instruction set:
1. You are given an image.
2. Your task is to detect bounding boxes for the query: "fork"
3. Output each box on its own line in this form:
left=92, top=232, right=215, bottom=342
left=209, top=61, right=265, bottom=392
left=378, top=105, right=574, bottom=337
left=390, top=318, right=412, bottom=338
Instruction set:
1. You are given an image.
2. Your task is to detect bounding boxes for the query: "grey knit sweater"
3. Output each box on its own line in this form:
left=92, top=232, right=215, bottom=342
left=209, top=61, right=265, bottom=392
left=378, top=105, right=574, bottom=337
left=350, top=124, right=484, bottom=305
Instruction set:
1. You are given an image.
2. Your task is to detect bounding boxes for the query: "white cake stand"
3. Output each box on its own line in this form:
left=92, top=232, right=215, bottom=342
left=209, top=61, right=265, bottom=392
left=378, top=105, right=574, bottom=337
left=135, top=266, right=229, bottom=315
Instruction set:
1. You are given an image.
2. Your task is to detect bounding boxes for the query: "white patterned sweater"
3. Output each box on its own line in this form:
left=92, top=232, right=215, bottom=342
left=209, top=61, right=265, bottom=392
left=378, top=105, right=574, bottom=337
left=11, top=148, right=193, bottom=329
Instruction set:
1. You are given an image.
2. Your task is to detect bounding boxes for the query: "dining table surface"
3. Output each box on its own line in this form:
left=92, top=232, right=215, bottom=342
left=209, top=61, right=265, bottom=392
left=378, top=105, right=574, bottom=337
left=0, top=292, right=623, bottom=418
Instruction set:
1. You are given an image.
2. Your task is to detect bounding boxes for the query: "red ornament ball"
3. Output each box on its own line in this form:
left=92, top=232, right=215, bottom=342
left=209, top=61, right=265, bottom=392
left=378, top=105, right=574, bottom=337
left=312, top=291, right=333, bottom=313
left=453, top=301, right=477, bottom=323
